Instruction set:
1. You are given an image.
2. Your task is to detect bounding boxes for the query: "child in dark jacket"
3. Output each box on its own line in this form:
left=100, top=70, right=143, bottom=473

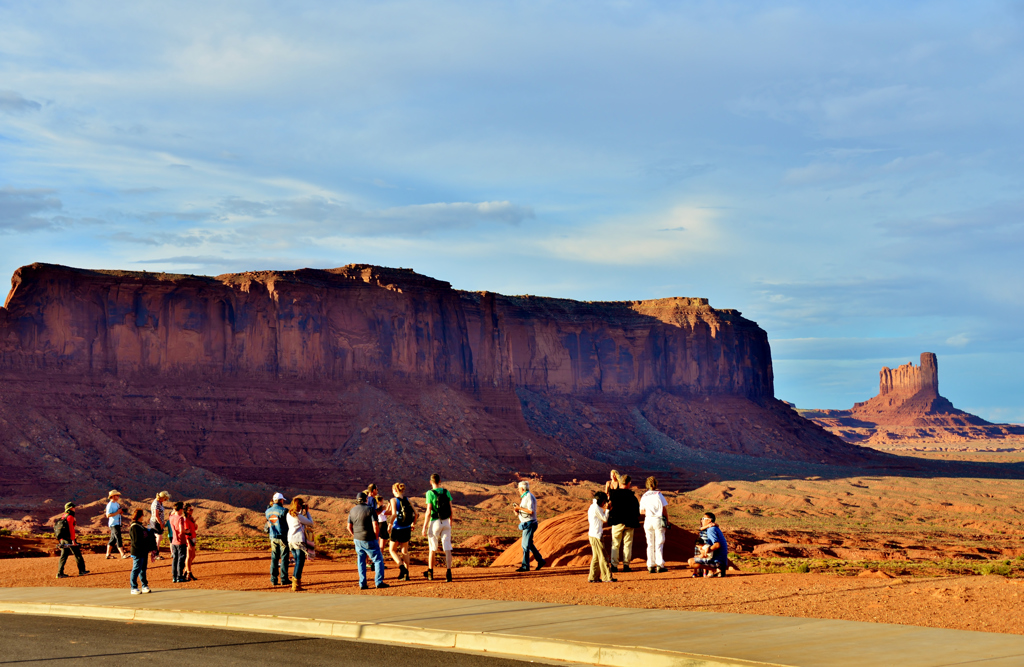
left=129, top=509, right=153, bottom=594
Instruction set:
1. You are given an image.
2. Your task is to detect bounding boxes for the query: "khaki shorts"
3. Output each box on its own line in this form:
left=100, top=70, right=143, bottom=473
left=427, top=518, right=452, bottom=552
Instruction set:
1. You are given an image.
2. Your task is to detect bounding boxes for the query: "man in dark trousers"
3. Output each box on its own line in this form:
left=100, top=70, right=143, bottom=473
left=608, top=474, right=640, bottom=573
left=347, top=492, right=389, bottom=590
left=55, top=502, right=89, bottom=579
left=265, top=492, right=291, bottom=586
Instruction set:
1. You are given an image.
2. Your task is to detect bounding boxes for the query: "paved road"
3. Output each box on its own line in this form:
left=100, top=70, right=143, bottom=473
left=0, top=614, right=548, bottom=666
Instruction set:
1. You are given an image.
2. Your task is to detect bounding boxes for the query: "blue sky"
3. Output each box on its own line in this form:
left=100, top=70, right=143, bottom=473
left=2, top=1, right=1022, bottom=421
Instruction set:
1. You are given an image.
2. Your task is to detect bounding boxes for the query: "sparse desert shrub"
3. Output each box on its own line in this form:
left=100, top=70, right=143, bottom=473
left=979, top=562, right=1012, bottom=576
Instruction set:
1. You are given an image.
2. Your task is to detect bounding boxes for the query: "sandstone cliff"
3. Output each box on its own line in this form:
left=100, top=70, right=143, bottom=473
left=0, top=264, right=773, bottom=400
left=800, top=353, right=1023, bottom=446
left=0, top=263, right=862, bottom=501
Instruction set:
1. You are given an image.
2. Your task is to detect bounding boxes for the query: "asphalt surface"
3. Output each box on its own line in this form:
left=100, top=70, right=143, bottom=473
left=0, top=614, right=551, bottom=666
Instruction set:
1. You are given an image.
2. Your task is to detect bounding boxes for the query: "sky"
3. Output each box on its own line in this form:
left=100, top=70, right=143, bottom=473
left=1, top=1, right=1022, bottom=422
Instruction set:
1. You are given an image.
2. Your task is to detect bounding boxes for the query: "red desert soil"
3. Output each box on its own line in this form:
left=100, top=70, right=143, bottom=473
left=4, top=471, right=1024, bottom=635
left=3, top=550, right=1023, bottom=636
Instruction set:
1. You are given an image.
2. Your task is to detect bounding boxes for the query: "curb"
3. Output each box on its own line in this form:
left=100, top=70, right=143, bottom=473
left=0, top=599, right=782, bottom=667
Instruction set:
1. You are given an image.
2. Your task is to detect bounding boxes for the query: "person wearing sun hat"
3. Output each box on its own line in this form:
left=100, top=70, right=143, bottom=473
left=149, top=491, right=171, bottom=562
left=104, top=490, right=129, bottom=559
left=55, top=502, right=89, bottom=578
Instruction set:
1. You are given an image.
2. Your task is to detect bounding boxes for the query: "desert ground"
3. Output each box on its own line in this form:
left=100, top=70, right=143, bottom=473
left=3, top=449, right=1023, bottom=636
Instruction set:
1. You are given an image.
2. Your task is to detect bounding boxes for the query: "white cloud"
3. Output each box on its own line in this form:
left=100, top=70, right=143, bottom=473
left=946, top=333, right=970, bottom=347
left=533, top=205, right=721, bottom=265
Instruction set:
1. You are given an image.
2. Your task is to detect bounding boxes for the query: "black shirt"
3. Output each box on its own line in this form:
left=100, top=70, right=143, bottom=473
left=608, top=488, right=640, bottom=527
left=348, top=504, right=377, bottom=542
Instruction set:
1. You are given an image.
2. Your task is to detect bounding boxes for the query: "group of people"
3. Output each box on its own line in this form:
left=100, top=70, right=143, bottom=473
left=54, top=469, right=728, bottom=593
left=583, top=472, right=672, bottom=583
left=264, top=473, right=457, bottom=591
left=584, top=470, right=729, bottom=583
left=54, top=489, right=200, bottom=593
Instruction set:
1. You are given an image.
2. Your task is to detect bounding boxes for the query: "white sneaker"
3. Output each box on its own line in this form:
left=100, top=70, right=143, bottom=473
left=131, top=589, right=140, bottom=595
left=140, top=587, right=151, bottom=594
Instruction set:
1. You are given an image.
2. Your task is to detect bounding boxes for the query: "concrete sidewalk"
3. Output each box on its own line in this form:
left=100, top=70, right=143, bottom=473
left=1, top=587, right=1022, bottom=667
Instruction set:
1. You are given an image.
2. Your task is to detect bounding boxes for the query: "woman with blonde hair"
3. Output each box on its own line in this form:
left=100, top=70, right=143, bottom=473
left=286, top=497, right=314, bottom=591
left=639, top=476, right=669, bottom=573
left=603, top=470, right=621, bottom=495
left=388, top=482, right=417, bottom=580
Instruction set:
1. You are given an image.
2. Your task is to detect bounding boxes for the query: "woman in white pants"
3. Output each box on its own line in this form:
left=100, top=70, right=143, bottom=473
left=639, top=476, right=669, bottom=573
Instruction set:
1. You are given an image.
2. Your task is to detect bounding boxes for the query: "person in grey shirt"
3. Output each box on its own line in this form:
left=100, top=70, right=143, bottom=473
left=347, top=492, right=389, bottom=590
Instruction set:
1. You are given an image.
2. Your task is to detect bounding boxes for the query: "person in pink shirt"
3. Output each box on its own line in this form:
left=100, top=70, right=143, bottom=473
left=182, top=503, right=199, bottom=582
left=168, top=502, right=188, bottom=583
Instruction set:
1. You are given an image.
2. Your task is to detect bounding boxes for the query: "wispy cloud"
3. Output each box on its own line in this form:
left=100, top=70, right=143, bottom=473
left=0, top=90, right=41, bottom=113
left=0, top=188, right=62, bottom=231
left=533, top=205, right=720, bottom=265
left=218, top=196, right=533, bottom=237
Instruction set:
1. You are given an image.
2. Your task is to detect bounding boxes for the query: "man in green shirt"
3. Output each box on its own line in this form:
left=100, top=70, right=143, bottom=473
left=420, top=473, right=454, bottom=582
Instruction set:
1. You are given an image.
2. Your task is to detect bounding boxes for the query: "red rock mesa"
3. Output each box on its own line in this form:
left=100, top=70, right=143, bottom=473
left=0, top=263, right=861, bottom=502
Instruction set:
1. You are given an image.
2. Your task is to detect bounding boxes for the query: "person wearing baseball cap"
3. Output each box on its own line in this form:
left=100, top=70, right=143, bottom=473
left=104, top=490, right=129, bottom=559
left=55, top=502, right=89, bottom=578
left=265, top=492, right=291, bottom=586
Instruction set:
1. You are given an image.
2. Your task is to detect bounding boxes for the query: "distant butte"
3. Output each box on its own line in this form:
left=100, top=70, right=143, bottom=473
left=800, top=353, right=1024, bottom=446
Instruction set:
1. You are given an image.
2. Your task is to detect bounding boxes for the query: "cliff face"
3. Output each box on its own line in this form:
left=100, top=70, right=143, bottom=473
left=0, top=264, right=773, bottom=400
left=0, top=263, right=859, bottom=501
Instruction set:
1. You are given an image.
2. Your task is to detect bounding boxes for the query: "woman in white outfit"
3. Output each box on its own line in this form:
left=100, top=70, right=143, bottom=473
left=639, top=476, right=669, bottom=573
left=286, top=497, right=314, bottom=592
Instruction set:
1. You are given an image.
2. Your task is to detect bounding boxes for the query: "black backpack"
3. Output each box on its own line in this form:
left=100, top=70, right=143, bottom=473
left=430, top=488, right=452, bottom=521
left=395, top=497, right=414, bottom=526
left=53, top=516, right=71, bottom=543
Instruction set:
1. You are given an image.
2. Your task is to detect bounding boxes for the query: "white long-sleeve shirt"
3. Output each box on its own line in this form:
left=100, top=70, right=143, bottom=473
left=588, top=500, right=608, bottom=538
left=286, top=511, right=313, bottom=546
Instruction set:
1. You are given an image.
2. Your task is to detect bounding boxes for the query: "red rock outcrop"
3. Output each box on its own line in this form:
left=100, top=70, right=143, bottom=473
left=801, top=353, right=1024, bottom=445
left=0, top=263, right=860, bottom=501
left=490, top=510, right=696, bottom=568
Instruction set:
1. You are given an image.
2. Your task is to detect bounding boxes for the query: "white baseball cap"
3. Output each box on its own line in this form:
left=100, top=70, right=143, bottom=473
left=272, top=492, right=287, bottom=502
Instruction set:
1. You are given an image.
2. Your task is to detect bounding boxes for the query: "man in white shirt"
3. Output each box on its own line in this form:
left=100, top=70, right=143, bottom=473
left=587, top=491, right=615, bottom=583
left=512, top=481, right=546, bottom=572
left=639, top=476, right=669, bottom=573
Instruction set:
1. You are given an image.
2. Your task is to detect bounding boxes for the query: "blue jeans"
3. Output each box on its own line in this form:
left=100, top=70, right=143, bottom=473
left=354, top=539, right=385, bottom=587
left=130, top=555, right=149, bottom=590
left=171, top=544, right=187, bottom=581
left=270, top=538, right=291, bottom=583
left=291, top=547, right=306, bottom=581
left=521, top=521, right=543, bottom=568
